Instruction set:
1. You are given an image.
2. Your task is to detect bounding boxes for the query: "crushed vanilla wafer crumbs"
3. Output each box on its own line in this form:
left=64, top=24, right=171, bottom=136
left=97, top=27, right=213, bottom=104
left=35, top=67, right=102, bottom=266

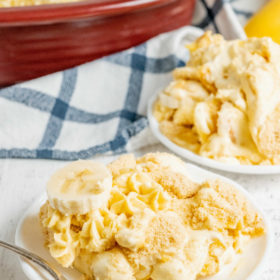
left=40, top=152, right=265, bottom=280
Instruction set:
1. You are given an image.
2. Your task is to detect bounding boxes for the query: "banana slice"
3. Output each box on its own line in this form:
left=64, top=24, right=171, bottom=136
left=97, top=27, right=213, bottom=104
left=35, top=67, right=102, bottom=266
left=47, top=160, right=112, bottom=215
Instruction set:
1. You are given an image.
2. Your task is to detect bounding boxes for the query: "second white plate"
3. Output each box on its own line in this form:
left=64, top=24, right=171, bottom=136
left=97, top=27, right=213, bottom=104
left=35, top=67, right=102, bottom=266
left=148, top=93, right=280, bottom=174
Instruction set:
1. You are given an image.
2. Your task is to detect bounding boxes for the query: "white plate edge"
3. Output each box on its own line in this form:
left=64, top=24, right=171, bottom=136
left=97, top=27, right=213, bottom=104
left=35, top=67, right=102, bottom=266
left=148, top=92, right=280, bottom=174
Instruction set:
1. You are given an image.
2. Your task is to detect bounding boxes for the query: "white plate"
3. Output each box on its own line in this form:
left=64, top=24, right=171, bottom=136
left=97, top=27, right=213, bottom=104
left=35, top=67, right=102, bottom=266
left=15, top=163, right=272, bottom=280
left=148, top=93, right=280, bottom=174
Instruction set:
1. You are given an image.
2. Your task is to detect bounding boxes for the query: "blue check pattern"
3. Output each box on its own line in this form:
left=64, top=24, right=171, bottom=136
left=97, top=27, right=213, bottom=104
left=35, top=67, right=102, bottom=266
left=0, top=42, right=185, bottom=160
left=0, top=0, right=255, bottom=160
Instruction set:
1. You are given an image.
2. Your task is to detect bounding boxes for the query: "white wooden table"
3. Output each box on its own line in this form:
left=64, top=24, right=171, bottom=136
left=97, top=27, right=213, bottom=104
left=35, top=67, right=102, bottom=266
left=0, top=144, right=279, bottom=280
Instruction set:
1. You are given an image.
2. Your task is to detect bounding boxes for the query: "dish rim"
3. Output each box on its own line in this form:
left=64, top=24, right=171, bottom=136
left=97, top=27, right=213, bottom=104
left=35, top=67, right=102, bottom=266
left=148, top=92, right=280, bottom=174
left=0, top=0, right=177, bottom=26
left=15, top=161, right=273, bottom=280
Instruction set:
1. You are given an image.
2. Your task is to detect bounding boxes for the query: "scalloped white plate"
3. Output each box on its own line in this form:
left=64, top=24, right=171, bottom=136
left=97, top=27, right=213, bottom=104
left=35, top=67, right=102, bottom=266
left=148, top=93, right=280, bottom=174
left=15, top=163, right=272, bottom=280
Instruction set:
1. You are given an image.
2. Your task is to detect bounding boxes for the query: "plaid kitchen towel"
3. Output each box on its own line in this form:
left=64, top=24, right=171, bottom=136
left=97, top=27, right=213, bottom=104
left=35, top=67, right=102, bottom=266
left=0, top=0, right=266, bottom=160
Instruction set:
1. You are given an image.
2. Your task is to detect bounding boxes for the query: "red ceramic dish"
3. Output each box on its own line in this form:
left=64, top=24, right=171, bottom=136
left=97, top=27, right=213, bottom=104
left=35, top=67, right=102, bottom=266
left=0, top=0, right=195, bottom=87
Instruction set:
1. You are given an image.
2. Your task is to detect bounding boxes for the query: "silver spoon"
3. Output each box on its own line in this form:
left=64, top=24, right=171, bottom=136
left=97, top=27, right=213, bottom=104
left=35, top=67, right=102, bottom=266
left=0, top=240, right=66, bottom=280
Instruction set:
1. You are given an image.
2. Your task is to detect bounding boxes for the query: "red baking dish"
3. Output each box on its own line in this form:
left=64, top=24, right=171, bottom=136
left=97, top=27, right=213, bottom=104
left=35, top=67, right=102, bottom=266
left=0, top=0, right=195, bottom=87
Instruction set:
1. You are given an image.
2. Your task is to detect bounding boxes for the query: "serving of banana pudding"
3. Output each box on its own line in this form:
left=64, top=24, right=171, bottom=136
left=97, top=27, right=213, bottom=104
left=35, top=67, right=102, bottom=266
left=39, top=153, right=265, bottom=280
left=153, top=31, right=280, bottom=165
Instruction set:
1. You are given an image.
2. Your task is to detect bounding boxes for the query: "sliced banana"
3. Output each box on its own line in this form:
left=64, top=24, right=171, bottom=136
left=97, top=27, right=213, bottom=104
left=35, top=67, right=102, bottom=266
left=47, top=160, right=112, bottom=215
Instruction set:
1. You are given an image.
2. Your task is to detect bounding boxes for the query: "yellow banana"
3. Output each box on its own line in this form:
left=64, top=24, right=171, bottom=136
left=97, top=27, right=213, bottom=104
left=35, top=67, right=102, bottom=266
left=47, top=160, right=112, bottom=215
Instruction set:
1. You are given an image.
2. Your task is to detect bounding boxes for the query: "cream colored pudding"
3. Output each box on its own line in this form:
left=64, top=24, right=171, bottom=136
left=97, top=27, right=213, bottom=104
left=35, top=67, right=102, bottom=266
left=153, top=31, right=280, bottom=165
left=40, top=153, right=265, bottom=279
left=0, top=0, right=80, bottom=7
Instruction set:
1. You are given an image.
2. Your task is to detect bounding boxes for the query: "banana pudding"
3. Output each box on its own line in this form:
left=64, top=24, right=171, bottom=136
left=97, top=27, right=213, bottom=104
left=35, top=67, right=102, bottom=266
left=0, top=0, right=80, bottom=7
left=40, top=153, right=265, bottom=279
left=153, top=31, right=280, bottom=165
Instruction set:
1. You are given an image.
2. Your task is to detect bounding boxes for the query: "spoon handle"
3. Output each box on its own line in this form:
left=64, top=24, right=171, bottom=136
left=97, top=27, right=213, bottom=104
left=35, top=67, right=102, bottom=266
left=0, top=240, right=63, bottom=280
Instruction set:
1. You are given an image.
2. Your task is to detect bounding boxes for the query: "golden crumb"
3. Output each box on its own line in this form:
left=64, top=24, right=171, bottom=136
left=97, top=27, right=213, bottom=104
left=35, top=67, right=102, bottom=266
left=149, top=166, right=200, bottom=199
left=137, top=152, right=200, bottom=198
left=143, top=212, right=186, bottom=258
left=108, top=154, right=136, bottom=178
left=121, top=211, right=187, bottom=274
left=191, top=180, right=265, bottom=237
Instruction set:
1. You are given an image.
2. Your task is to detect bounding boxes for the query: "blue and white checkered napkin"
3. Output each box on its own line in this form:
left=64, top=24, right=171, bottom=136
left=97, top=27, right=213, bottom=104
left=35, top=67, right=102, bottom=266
left=0, top=0, right=265, bottom=160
